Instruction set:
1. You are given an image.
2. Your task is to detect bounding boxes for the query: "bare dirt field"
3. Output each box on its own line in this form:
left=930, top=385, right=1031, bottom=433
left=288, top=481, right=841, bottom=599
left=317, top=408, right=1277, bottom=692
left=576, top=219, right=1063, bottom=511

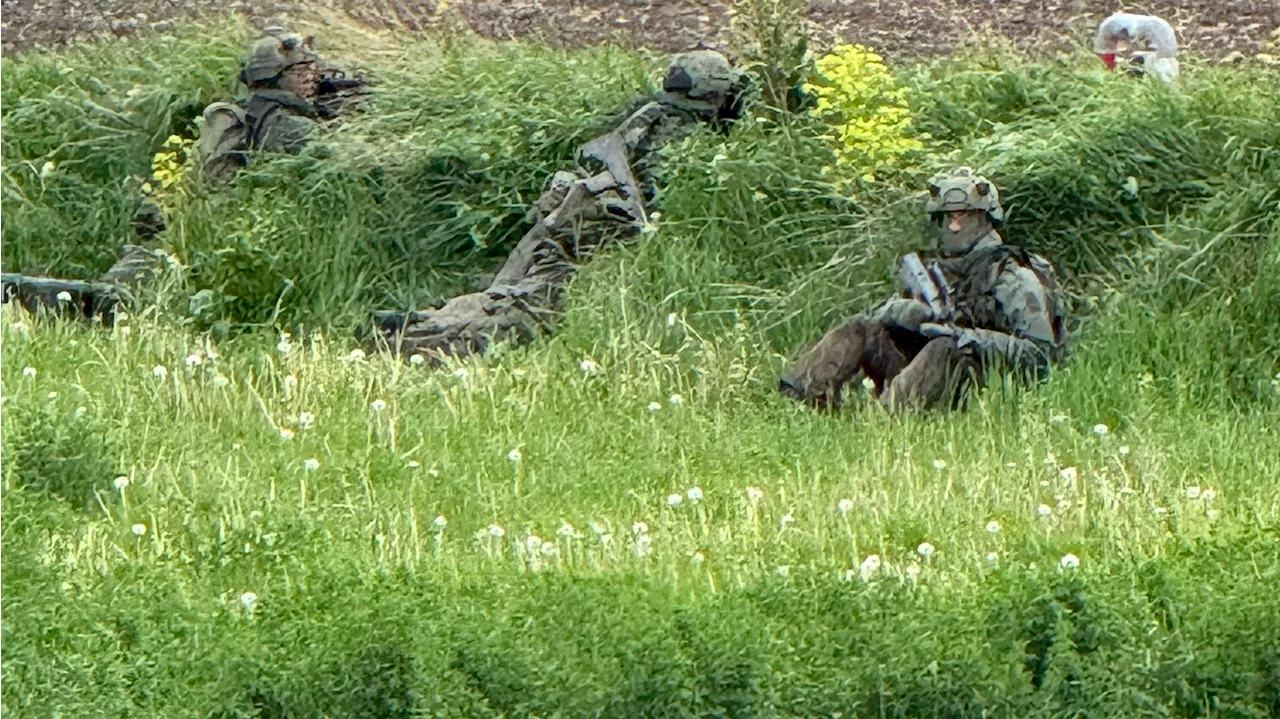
left=3, top=0, right=1277, bottom=62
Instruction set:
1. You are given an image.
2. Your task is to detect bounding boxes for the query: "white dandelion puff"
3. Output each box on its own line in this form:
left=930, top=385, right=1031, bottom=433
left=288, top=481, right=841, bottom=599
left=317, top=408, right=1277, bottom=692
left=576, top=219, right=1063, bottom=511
left=303, top=458, right=320, bottom=471
left=370, top=399, right=387, bottom=413
left=634, top=534, right=653, bottom=556
left=600, top=533, right=613, bottom=545
left=686, top=487, right=703, bottom=502
left=297, top=412, right=315, bottom=430
left=74, top=406, right=87, bottom=418
left=1185, top=486, right=1202, bottom=499
left=152, top=365, right=168, bottom=380
left=56, top=290, right=72, bottom=303
left=407, top=460, right=421, bottom=469
left=239, top=591, right=258, bottom=610
left=933, top=459, right=947, bottom=471
left=1093, top=423, right=1109, bottom=436
left=276, top=340, right=292, bottom=355
left=917, top=542, right=935, bottom=558
left=780, top=512, right=795, bottom=528
left=668, top=394, right=683, bottom=406
left=488, top=524, right=505, bottom=538
left=667, top=493, right=683, bottom=507
left=540, top=542, right=558, bottom=557
left=906, top=563, right=922, bottom=580
left=557, top=522, right=576, bottom=538
left=746, top=487, right=764, bottom=503
left=1060, top=553, right=1080, bottom=569
left=647, top=401, right=662, bottom=412
left=579, top=359, right=599, bottom=374
left=985, top=520, right=1001, bottom=533
left=691, top=552, right=705, bottom=565
left=837, top=498, right=854, bottom=515
left=862, top=376, right=876, bottom=390
left=433, top=515, right=448, bottom=529
left=409, top=354, right=426, bottom=366
left=47, top=391, right=58, bottom=399
left=1119, top=445, right=1130, bottom=455
left=185, top=353, right=202, bottom=368
left=213, top=375, right=230, bottom=388
left=22, top=366, right=37, bottom=378
left=279, top=429, right=295, bottom=440
left=507, top=448, right=522, bottom=463
left=1037, top=504, right=1053, bottom=518
left=525, top=535, right=543, bottom=553
left=1153, top=506, right=1168, bottom=516
left=453, top=368, right=469, bottom=380
left=1059, top=467, right=1078, bottom=484
left=632, top=522, right=648, bottom=536
left=859, top=554, right=882, bottom=579
left=346, top=349, right=366, bottom=362
left=113, top=476, right=130, bottom=490
left=1201, top=489, right=1216, bottom=502
left=131, top=523, right=147, bottom=536
left=776, top=565, right=790, bottom=578
left=984, top=552, right=1000, bottom=565
left=589, top=521, right=607, bottom=536
left=284, top=375, right=298, bottom=389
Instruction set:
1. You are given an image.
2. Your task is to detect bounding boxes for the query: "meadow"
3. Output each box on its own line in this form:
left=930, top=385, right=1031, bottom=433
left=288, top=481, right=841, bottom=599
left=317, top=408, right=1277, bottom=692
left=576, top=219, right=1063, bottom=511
left=2, top=15, right=1280, bottom=718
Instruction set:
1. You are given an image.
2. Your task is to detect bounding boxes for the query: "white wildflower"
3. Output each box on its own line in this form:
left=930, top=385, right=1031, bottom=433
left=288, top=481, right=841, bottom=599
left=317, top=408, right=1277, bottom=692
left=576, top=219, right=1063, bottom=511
left=1201, top=489, right=1216, bottom=502
left=1153, top=506, right=1168, bottom=516
left=433, top=515, right=448, bottom=529
left=1050, top=414, right=1067, bottom=424
left=525, top=535, right=543, bottom=553
left=152, top=365, right=168, bottom=380
left=453, top=368, right=469, bottom=380
left=1093, top=423, right=1109, bottom=436
left=345, top=349, right=366, bottom=362
left=22, top=366, right=36, bottom=378
left=985, top=520, right=1001, bottom=533
left=917, top=542, right=935, bottom=558
left=1060, top=553, right=1080, bottom=569
left=540, top=542, right=558, bottom=557
left=1059, top=467, right=1078, bottom=484
left=239, top=591, right=258, bottom=610
left=838, top=498, right=854, bottom=515
left=632, top=522, right=648, bottom=536
left=507, top=448, right=522, bottom=463
left=131, top=523, right=147, bottom=536
left=862, top=376, right=876, bottom=390
left=579, top=359, right=598, bottom=375
left=600, top=533, right=613, bottom=545
left=984, top=552, right=1000, bottom=566
left=686, top=487, right=703, bottom=502
left=303, top=458, right=320, bottom=471
left=647, top=401, right=662, bottom=412
left=409, top=354, right=426, bottom=366
left=41, top=160, right=56, bottom=178
left=277, top=340, right=292, bottom=355
left=859, top=554, right=882, bottom=579
left=667, top=493, right=683, bottom=507
left=746, top=487, right=764, bottom=503
left=668, top=394, right=683, bottom=406
left=213, top=375, right=230, bottom=388
left=284, top=375, right=298, bottom=389
left=589, top=521, right=607, bottom=535
left=113, top=476, right=130, bottom=490
left=407, top=460, right=421, bottom=468
left=56, top=290, right=72, bottom=303
left=666, top=312, right=678, bottom=327
left=933, top=459, right=947, bottom=471
left=557, top=522, right=576, bottom=538
left=776, top=565, right=790, bottom=578
left=47, top=391, right=58, bottom=399
left=1185, top=486, right=1202, bottom=499
left=1119, top=445, right=1130, bottom=455
left=74, top=406, right=87, bottom=418
left=906, top=563, right=922, bottom=580
left=297, top=412, right=315, bottom=430
left=488, top=524, right=505, bottom=538
left=1037, top=504, right=1053, bottom=518
left=370, top=399, right=387, bottom=413
left=780, top=512, right=795, bottom=528
left=279, top=429, right=295, bottom=440
left=634, top=534, right=652, bottom=556
left=184, top=353, right=202, bottom=368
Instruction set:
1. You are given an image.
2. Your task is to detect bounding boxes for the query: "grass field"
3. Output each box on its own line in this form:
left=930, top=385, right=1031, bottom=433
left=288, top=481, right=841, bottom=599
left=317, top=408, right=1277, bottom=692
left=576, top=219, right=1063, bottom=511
left=3, top=18, right=1280, bottom=718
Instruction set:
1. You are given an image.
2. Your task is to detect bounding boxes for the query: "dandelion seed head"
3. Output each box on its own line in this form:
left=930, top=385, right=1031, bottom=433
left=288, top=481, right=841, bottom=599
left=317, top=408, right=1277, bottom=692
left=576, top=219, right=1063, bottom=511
left=284, top=375, right=298, bottom=389
left=113, top=476, right=130, bottom=490
left=579, top=359, right=598, bottom=374
left=1093, top=423, right=1109, bottom=436
left=297, top=411, right=315, bottom=429
left=1037, top=504, right=1052, bottom=518
left=984, top=552, right=1000, bottom=565
left=131, top=523, right=147, bottom=536
left=47, top=391, right=58, bottom=399
left=1060, top=553, right=1080, bottom=569
left=453, top=368, right=469, bottom=380
left=860, top=554, right=882, bottom=577
left=240, top=591, right=258, bottom=609
left=279, top=429, right=295, bottom=440
left=906, top=563, right=922, bottom=579
left=152, top=365, right=168, bottom=380
left=1119, top=445, right=1130, bottom=455
left=1153, top=506, right=1168, bottom=516
left=557, top=522, right=575, bottom=538
left=668, top=393, right=683, bottom=406
left=933, top=459, right=947, bottom=471
left=632, top=522, right=648, bottom=536
left=185, top=353, right=202, bottom=367
left=507, top=448, right=522, bottom=463
left=1185, top=486, right=1202, bottom=499
left=647, top=401, right=662, bottom=412
left=862, top=376, right=876, bottom=390
left=213, top=375, right=230, bottom=388
left=276, top=340, right=292, bottom=355
left=22, top=366, right=37, bottom=378
left=303, top=458, right=320, bottom=471
left=56, top=290, right=72, bottom=303
left=667, top=493, right=683, bottom=507
left=780, top=512, right=795, bottom=528
left=917, top=542, right=935, bottom=558
left=346, top=349, right=366, bottom=362
left=74, top=406, right=87, bottom=418
left=746, top=486, right=764, bottom=502
left=433, top=515, right=448, bottom=529
left=776, top=565, right=790, bottom=578
left=686, top=487, right=703, bottom=502
left=1201, top=489, right=1216, bottom=502
left=691, top=552, right=705, bottom=565
left=540, top=541, right=558, bottom=557
left=407, top=460, right=421, bottom=468
left=488, top=524, right=505, bottom=538
left=525, top=535, right=543, bottom=553
left=409, top=354, right=426, bottom=366
left=666, top=312, right=678, bottom=327
left=370, top=399, right=387, bottom=413
left=985, top=520, right=1001, bottom=533
left=1059, top=466, right=1078, bottom=483
left=838, top=498, right=854, bottom=514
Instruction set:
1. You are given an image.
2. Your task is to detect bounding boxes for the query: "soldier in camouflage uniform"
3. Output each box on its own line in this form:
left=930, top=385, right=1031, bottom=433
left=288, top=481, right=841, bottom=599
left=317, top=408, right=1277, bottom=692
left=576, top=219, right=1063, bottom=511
left=779, top=167, right=1069, bottom=412
left=372, top=50, right=749, bottom=363
left=103, top=28, right=369, bottom=284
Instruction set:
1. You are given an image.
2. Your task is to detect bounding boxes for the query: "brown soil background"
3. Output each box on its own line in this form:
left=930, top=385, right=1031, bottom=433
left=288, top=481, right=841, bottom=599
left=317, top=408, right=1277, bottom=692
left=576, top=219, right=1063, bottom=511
left=2, top=1, right=1277, bottom=62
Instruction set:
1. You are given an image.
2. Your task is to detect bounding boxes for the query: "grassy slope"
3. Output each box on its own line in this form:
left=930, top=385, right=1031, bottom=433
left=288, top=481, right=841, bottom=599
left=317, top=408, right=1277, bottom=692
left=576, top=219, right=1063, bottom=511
left=3, top=22, right=1280, bottom=718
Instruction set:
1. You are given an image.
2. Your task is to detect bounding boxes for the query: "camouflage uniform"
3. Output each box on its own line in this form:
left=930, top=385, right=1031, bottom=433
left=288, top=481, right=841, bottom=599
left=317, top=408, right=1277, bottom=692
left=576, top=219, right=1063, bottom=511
left=779, top=168, right=1068, bottom=412
left=373, top=51, right=749, bottom=362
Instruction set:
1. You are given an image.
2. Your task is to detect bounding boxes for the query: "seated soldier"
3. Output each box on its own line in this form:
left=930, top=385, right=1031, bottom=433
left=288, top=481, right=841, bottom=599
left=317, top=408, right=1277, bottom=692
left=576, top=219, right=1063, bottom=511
left=779, top=167, right=1069, bottom=412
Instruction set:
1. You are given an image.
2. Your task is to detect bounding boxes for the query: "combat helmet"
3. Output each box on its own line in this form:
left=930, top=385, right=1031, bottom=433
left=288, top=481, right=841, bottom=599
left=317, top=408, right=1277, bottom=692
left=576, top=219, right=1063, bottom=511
left=924, top=167, right=1005, bottom=225
left=659, top=50, right=748, bottom=117
left=239, top=30, right=319, bottom=88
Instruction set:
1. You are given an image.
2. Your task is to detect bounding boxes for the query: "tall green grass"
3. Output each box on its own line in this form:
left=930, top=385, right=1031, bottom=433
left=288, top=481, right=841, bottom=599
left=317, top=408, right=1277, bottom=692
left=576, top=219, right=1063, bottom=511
left=3, top=23, right=1280, bottom=718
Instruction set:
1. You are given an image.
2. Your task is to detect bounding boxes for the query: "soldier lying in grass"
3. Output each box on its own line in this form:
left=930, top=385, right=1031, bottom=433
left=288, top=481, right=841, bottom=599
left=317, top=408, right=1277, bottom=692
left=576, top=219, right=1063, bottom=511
left=779, top=167, right=1069, bottom=413
left=370, top=50, right=750, bottom=363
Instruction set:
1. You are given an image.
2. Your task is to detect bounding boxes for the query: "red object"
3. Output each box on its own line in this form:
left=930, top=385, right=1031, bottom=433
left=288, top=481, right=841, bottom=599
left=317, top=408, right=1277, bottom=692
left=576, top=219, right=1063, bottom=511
left=1098, top=52, right=1117, bottom=69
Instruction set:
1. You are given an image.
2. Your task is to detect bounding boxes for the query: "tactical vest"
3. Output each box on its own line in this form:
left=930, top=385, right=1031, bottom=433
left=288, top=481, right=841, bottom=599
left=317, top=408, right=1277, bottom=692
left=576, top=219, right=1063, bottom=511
left=932, top=242, right=1064, bottom=347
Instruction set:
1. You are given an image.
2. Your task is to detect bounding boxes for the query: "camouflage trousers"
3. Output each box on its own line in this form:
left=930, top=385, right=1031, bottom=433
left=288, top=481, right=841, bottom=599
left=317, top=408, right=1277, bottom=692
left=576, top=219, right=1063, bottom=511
left=778, top=316, right=983, bottom=412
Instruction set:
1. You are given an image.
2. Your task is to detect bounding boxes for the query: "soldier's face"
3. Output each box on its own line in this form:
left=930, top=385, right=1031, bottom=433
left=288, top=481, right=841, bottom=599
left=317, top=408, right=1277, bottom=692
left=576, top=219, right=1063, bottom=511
left=934, top=210, right=991, bottom=254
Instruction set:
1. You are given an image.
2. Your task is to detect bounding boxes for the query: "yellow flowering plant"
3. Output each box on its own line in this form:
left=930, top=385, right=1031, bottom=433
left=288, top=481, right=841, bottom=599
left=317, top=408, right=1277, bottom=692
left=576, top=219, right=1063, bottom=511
left=143, top=133, right=197, bottom=203
left=804, top=44, right=926, bottom=182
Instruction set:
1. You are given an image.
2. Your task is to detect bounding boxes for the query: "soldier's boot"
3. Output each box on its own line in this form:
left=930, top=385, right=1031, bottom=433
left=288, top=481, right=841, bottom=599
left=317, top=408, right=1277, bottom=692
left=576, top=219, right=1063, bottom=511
left=779, top=317, right=909, bottom=410
left=879, top=337, right=982, bottom=413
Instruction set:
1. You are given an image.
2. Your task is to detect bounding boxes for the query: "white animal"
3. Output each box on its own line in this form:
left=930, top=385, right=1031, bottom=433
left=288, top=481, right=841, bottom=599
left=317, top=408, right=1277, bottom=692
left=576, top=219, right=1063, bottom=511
left=1093, top=12, right=1179, bottom=83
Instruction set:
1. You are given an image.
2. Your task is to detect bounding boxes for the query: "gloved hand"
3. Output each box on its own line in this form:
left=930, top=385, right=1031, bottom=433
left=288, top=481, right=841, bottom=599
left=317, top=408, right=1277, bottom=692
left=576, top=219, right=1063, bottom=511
left=874, top=298, right=935, bottom=331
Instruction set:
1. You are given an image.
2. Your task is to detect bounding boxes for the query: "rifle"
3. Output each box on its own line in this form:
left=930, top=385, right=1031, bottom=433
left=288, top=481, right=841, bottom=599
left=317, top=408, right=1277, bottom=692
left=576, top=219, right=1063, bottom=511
left=2, top=273, right=128, bottom=324
left=898, top=253, right=955, bottom=323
